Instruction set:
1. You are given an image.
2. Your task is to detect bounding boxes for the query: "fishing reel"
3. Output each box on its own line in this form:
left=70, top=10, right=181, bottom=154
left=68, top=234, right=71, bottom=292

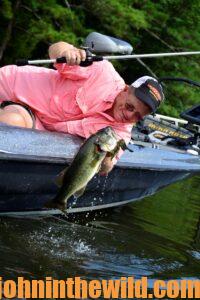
left=16, top=47, right=103, bottom=67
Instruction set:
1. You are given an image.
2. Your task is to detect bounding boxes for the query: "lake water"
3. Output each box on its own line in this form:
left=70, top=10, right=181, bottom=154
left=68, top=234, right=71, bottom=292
left=0, top=175, right=200, bottom=298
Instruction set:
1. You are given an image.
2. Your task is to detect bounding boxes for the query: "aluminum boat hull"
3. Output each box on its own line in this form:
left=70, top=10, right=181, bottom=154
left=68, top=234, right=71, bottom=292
left=0, top=124, right=199, bottom=215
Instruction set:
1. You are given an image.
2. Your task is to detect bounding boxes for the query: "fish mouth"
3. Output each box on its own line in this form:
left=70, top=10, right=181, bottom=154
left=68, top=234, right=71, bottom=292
left=99, top=145, right=112, bottom=152
left=95, top=143, right=107, bottom=153
left=96, top=127, right=118, bottom=152
left=99, top=140, right=118, bottom=152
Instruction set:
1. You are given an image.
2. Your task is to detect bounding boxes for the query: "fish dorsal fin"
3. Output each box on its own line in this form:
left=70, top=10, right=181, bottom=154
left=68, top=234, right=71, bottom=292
left=55, top=166, right=68, bottom=187
left=74, top=186, right=87, bottom=198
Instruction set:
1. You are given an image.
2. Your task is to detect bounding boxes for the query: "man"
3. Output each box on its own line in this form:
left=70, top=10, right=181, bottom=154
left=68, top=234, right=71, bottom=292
left=0, top=41, right=164, bottom=174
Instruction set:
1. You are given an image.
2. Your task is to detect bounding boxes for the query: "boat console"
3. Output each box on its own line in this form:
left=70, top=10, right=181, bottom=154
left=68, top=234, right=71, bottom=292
left=132, top=105, right=200, bottom=155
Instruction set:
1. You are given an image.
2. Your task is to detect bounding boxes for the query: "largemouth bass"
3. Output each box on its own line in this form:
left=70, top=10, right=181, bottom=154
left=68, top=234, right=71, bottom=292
left=46, top=127, right=126, bottom=211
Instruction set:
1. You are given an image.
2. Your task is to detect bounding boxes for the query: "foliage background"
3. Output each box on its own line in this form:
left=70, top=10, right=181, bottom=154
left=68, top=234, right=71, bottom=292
left=0, top=0, right=199, bottom=116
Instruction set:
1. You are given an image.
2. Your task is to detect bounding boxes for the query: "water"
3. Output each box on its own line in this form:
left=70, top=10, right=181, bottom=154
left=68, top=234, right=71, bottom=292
left=0, top=175, right=200, bottom=297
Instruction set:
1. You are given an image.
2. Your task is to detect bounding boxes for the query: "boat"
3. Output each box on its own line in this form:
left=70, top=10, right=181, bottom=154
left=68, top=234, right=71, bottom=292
left=0, top=32, right=199, bottom=216
left=0, top=103, right=199, bottom=216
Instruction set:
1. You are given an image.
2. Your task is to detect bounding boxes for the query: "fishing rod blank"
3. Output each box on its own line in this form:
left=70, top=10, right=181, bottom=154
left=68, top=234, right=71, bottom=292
left=16, top=51, right=200, bottom=66
left=104, top=51, right=200, bottom=60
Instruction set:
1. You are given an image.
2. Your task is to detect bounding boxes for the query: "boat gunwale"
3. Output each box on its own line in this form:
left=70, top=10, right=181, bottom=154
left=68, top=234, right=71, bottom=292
left=0, top=151, right=199, bottom=172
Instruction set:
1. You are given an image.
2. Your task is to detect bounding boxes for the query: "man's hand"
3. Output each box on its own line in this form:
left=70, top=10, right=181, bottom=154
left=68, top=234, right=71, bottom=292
left=49, top=41, right=86, bottom=65
left=99, top=156, right=114, bottom=176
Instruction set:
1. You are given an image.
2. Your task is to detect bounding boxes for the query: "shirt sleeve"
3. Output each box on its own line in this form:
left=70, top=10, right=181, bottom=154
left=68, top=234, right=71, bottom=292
left=54, top=62, right=95, bottom=80
left=0, top=64, right=56, bottom=111
left=45, top=119, right=86, bottom=138
left=0, top=65, right=18, bottom=100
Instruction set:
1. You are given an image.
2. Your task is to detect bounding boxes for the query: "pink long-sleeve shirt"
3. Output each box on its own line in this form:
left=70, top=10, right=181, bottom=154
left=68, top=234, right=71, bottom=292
left=0, top=60, right=133, bottom=150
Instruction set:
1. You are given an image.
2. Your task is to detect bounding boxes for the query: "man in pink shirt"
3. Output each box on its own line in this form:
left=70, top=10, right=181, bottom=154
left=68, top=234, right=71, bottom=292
left=0, top=42, right=164, bottom=174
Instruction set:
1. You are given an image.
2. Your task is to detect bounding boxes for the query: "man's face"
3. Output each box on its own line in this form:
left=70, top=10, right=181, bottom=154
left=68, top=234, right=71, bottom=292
left=112, top=86, right=152, bottom=123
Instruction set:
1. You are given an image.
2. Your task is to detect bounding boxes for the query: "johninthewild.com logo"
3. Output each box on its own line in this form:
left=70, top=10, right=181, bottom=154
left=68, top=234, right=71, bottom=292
left=0, top=276, right=200, bottom=299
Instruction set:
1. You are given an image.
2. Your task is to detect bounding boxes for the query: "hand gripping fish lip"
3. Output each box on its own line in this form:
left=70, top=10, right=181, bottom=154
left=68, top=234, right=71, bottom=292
left=94, top=142, right=107, bottom=153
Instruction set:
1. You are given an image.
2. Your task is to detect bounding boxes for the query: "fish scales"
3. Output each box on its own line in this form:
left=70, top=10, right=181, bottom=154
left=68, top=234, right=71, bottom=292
left=45, top=127, right=123, bottom=212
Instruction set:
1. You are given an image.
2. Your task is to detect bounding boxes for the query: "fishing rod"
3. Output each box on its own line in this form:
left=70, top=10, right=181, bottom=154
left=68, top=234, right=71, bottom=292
left=16, top=50, right=200, bottom=67
left=16, top=32, right=200, bottom=66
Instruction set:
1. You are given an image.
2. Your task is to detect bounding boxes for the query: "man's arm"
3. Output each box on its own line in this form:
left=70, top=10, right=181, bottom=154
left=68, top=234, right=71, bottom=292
left=49, top=42, right=86, bottom=65
left=49, top=41, right=92, bottom=80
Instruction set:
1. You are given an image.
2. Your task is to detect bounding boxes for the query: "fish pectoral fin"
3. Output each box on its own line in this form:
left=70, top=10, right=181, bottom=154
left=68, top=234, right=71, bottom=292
left=54, top=166, right=68, bottom=187
left=74, top=186, right=87, bottom=198
left=117, top=139, right=134, bottom=153
left=108, top=139, right=134, bottom=159
left=120, top=143, right=134, bottom=152
left=106, top=140, right=123, bottom=159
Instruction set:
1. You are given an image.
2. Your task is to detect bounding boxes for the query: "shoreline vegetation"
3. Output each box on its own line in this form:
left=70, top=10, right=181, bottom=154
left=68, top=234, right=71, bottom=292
left=0, top=0, right=199, bottom=117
